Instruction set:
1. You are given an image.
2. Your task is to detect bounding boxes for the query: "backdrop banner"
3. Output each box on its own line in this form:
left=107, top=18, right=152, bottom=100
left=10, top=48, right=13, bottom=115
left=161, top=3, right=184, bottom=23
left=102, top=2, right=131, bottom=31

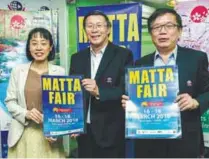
left=176, top=0, right=209, bottom=148
left=76, top=3, right=142, bottom=61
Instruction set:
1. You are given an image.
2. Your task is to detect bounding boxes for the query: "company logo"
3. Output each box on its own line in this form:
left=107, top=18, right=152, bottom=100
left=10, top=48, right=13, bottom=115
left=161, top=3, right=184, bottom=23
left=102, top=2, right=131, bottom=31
left=10, top=15, right=25, bottom=30
left=53, top=107, right=73, bottom=113
left=141, top=101, right=163, bottom=107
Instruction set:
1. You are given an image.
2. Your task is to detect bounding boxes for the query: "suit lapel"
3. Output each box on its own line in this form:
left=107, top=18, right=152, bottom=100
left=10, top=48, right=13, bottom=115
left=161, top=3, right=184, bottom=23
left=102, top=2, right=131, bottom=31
left=149, top=53, right=155, bottom=66
left=176, top=46, right=186, bottom=92
left=19, top=62, right=31, bottom=90
left=95, top=42, right=115, bottom=81
left=80, top=49, right=91, bottom=101
left=48, top=63, right=63, bottom=75
left=19, top=62, right=31, bottom=108
left=84, top=49, right=91, bottom=79
left=176, top=47, right=184, bottom=69
left=48, top=63, right=56, bottom=75
left=141, top=53, right=155, bottom=66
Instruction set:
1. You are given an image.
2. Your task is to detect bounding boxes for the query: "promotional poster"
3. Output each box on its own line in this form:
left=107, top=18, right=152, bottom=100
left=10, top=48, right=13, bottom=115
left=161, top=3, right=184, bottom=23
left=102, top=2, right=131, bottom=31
left=125, top=65, right=181, bottom=139
left=42, top=75, right=85, bottom=136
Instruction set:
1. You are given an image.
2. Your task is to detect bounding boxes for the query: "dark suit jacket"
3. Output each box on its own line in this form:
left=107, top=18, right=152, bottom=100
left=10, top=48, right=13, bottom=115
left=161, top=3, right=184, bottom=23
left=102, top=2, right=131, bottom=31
left=134, top=46, right=209, bottom=157
left=69, top=42, right=133, bottom=148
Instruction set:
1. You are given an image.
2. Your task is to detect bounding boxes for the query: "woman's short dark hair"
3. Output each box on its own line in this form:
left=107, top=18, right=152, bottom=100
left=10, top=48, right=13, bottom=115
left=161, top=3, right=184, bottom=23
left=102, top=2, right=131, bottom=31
left=148, top=8, right=183, bottom=33
left=26, top=27, right=55, bottom=61
left=83, top=10, right=111, bottom=29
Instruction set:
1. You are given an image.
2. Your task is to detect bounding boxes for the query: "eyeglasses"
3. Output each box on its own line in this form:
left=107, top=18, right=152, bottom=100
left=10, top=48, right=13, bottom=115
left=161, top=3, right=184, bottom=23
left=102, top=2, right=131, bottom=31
left=85, top=23, right=107, bottom=30
left=151, top=23, right=179, bottom=33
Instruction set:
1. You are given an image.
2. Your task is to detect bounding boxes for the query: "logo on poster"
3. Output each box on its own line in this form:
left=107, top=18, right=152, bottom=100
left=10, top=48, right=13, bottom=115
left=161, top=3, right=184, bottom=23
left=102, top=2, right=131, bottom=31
left=8, top=1, right=25, bottom=11
left=190, top=6, right=208, bottom=23
left=10, top=15, right=25, bottom=30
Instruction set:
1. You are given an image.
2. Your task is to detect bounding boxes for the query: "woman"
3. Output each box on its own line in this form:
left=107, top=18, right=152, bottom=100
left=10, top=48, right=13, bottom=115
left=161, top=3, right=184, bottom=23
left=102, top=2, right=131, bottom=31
left=5, top=27, right=66, bottom=158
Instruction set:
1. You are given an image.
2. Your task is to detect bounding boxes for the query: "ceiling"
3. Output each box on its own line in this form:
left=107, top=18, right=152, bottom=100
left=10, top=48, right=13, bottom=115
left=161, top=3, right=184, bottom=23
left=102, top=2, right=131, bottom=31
left=131, top=0, right=197, bottom=8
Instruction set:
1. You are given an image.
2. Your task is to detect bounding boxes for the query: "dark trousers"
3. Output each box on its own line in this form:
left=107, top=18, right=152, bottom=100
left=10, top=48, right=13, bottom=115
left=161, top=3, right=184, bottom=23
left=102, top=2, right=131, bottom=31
left=135, top=136, right=200, bottom=158
left=77, top=124, right=125, bottom=158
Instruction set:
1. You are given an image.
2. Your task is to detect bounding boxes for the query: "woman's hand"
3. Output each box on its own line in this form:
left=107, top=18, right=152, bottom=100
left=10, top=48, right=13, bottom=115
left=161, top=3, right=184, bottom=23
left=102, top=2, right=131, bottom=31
left=46, top=137, right=57, bottom=143
left=26, top=108, right=43, bottom=124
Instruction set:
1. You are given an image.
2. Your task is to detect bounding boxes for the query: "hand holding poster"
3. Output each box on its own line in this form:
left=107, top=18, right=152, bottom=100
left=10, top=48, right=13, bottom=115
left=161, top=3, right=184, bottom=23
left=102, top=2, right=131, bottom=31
left=41, top=75, right=85, bottom=137
left=125, top=65, right=182, bottom=139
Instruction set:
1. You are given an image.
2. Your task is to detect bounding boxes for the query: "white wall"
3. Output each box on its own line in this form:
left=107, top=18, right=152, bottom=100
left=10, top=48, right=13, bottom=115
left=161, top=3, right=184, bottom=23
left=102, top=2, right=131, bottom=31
left=0, top=0, right=69, bottom=71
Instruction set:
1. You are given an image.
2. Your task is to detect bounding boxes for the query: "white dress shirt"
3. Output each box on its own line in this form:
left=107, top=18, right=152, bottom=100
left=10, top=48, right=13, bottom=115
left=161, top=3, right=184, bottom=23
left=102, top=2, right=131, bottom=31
left=86, top=45, right=107, bottom=123
left=154, top=45, right=178, bottom=66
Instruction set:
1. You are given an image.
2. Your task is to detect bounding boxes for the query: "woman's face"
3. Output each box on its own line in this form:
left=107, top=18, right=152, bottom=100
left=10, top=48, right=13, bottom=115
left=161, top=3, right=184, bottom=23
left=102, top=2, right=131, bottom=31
left=29, top=32, right=52, bottom=62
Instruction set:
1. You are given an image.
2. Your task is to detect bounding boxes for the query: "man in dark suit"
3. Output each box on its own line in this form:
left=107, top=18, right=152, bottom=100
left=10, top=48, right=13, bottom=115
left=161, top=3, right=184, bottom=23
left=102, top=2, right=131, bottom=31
left=69, top=10, right=133, bottom=158
left=122, top=8, right=209, bottom=158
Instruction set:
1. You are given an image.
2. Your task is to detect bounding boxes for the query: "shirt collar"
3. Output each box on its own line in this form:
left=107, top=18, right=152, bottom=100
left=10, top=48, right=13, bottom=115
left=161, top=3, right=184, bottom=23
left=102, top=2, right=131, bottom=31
left=154, top=45, right=178, bottom=60
left=90, top=43, right=107, bottom=56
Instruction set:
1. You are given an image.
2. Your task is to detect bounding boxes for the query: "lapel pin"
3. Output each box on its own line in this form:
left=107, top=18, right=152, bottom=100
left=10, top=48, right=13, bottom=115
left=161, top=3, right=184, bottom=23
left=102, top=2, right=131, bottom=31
left=186, top=80, right=192, bottom=86
left=106, top=77, right=112, bottom=83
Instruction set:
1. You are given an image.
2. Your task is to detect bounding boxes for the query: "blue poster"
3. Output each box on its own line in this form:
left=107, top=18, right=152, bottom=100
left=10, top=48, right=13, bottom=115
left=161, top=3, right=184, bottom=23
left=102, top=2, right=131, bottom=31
left=76, top=3, right=142, bottom=61
left=41, top=75, right=85, bottom=137
left=125, top=65, right=182, bottom=139
left=0, top=131, right=8, bottom=158
left=0, top=66, right=11, bottom=158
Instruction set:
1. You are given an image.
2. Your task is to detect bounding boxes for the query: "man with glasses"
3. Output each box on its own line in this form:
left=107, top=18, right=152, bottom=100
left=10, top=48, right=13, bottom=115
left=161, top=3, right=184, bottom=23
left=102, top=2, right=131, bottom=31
left=122, top=8, right=209, bottom=157
left=69, top=10, right=133, bottom=158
